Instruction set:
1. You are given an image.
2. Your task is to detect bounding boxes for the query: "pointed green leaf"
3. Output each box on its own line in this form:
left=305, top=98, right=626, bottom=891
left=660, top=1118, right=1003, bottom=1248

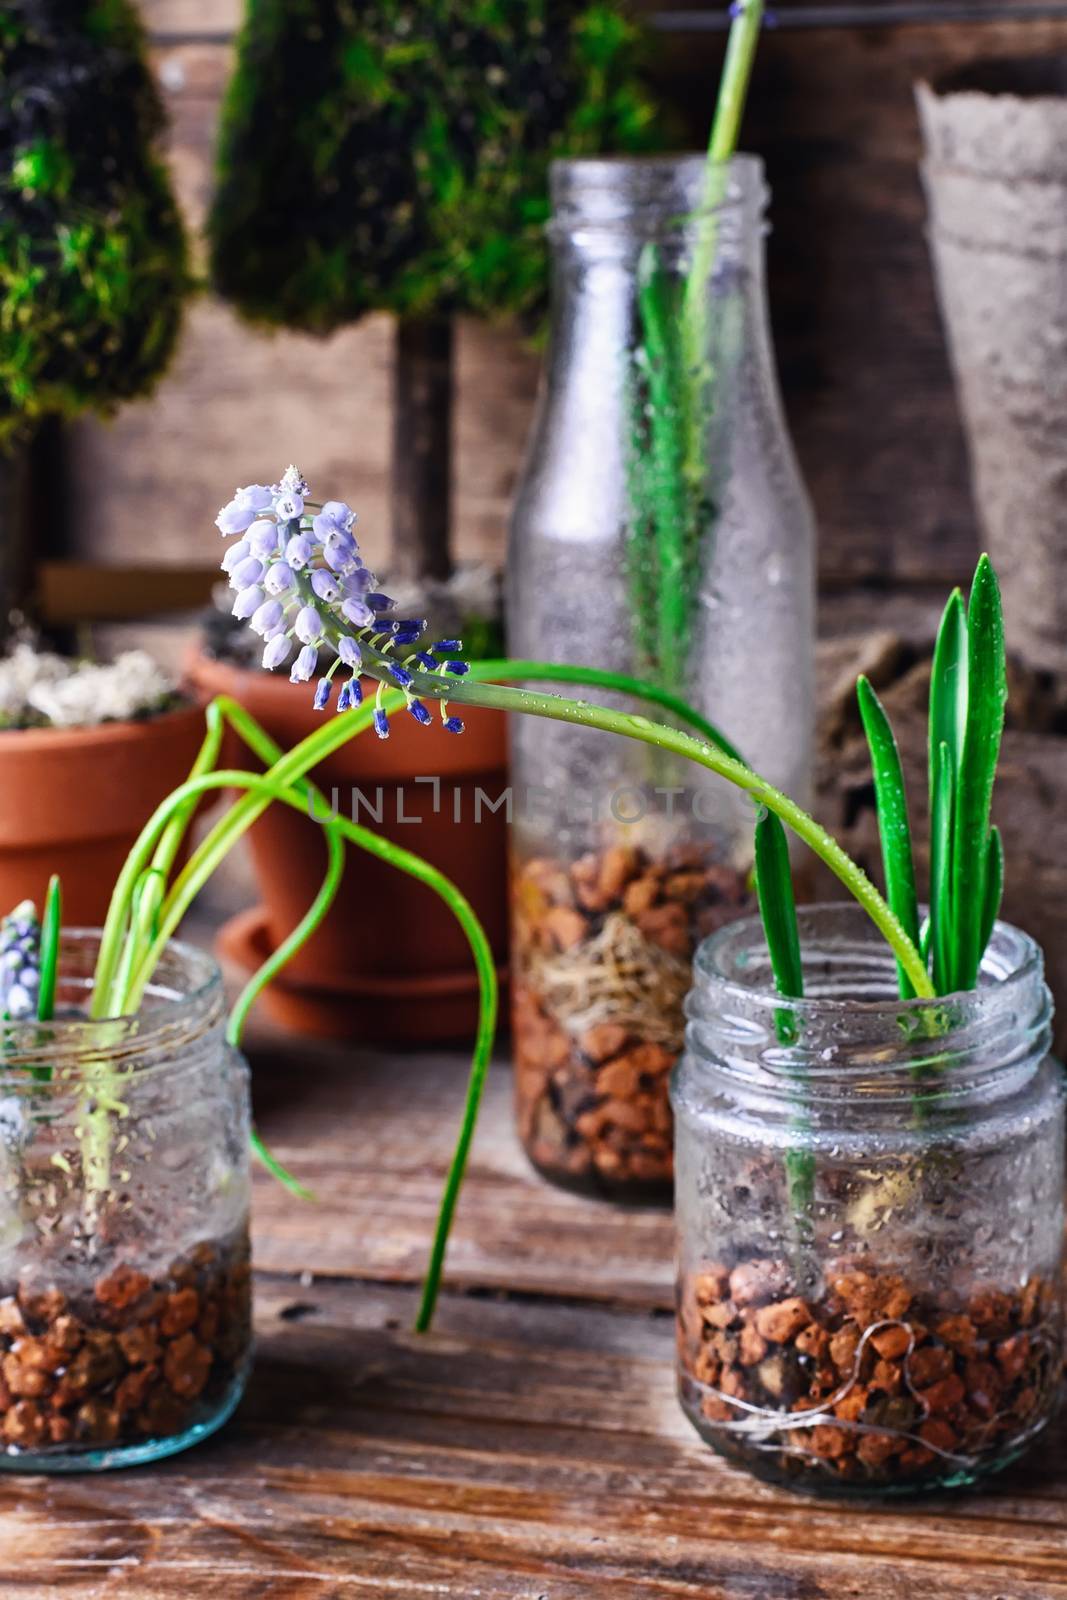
left=857, top=674, right=920, bottom=998
left=929, top=587, right=967, bottom=993
left=952, top=555, right=1007, bottom=990
left=929, top=587, right=968, bottom=805
left=978, top=824, right=1004, bottom=967
left=36, top=874, right=61, bottom=1025
left=754, top=807, right=803, bottom=1003
left=931, top=741, right=955, bottom=995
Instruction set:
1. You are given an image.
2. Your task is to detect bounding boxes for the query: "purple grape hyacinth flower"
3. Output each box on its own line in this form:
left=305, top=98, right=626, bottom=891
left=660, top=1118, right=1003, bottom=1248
left=251, top=598, right=284, bottom=638
left=0, top=900, right=40, bottom=1022
left=233, top=585, right=264, bottom=620
left=263, top=634, right=291, bottom=670
left=265, top=561, right=294, bottom=596
left=290, top=644, right=318, bottom=683
left=295, top=605, right=323, bottom=645
left=216, top=467, right=469, bottom=731
left=286, top=534, right=314, bottom=570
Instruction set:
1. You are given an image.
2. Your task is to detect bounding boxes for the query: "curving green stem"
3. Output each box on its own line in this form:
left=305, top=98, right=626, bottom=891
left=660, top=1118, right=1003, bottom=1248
left=105, top=661, right=930, bottom=1001
left=94, top=748, right=498, bottom=1331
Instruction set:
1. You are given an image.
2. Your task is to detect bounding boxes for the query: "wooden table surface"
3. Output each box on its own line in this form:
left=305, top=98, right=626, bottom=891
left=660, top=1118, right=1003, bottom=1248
left=3, top=1033, right=1066, bottom=1599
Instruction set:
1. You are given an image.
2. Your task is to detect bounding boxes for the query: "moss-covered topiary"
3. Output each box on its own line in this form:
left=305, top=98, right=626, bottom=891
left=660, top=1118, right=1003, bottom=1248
left=0, top=0, right=189, bottom=448
left=208, top=0, right=658, bottom=333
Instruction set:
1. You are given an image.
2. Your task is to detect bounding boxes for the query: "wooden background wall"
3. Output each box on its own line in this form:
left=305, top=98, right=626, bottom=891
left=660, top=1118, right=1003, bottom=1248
left=65, top=0, right=1067, bottom=610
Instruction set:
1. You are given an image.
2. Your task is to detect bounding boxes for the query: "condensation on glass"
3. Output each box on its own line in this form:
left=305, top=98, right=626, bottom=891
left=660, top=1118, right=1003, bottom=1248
left=673, top=906, right=1064, bottom=1495
left=0, top=934, right=251, bottom=1471
left=507, top=153, right=816, bottom=1198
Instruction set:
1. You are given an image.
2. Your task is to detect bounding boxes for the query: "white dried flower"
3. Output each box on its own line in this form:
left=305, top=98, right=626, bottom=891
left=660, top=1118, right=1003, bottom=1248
left=0, top=647, right=177, bottom=731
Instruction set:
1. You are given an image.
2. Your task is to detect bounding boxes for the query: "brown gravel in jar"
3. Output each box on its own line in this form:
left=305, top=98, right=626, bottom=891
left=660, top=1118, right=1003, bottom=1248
left=0, top=1235, right=250, bottom=1457
left=512, top=841, right=751, bottom=1196
left=677, top=1259, right=1061, bottom=1490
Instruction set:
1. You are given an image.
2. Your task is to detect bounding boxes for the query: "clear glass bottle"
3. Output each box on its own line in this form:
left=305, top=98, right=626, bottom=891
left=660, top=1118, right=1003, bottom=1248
left=673, top=905, right=1064, bottom=1496
left=0, top=933, right=251, bottom=1472
left=507, top=154, right=816, bottom=1199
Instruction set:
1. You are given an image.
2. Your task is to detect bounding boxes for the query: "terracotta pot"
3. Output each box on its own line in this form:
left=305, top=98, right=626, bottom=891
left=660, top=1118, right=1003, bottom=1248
left=0, top=703, right=207, bottom=925
left=186, top=651, right=510, bottom=1043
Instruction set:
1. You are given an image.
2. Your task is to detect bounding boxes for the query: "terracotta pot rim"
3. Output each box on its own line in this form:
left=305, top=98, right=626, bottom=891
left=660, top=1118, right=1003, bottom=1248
left=219, top=905, right=505, bottom=1002
left=0, top=699, right=202, bottom=753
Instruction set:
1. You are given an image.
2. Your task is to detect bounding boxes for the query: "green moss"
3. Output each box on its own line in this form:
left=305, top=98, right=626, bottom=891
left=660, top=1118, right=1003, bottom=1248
left=209, top=0, right=660, bottom=334
left=0, top=0, right=189, bottom=448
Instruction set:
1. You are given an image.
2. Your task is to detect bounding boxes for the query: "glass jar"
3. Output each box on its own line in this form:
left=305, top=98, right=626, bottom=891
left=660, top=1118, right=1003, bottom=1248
left=507, top=153, right=815, bottom=1199
left=673, top=904, right=1064, bottom=1496
left=0, top=933, right=251, bottom=1472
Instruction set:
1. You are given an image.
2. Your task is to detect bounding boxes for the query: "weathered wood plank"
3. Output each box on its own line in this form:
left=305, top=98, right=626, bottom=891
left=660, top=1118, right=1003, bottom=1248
left=247, top=1044, right=676, bottom=1309
left=1, top=1275, right=1064, bottom=1597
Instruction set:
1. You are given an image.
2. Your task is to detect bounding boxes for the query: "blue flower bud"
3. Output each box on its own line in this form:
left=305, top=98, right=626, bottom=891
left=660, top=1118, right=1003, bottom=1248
left=413, top=652, right=437, bottom=669
left=221, top=538, right=251, bottom=574
left=336, top=680, right=351, bottom=713
left=392, top=621, right=424, bottom=645
left=367, top=593, right=394, bottom=613
left=337, top=636, right=362, bottom=670
left=373, top=708, right=389, bottom=739
left=247, top=519, right=282, bottom=559
left=311, top=569, right=341, bottom=604
left=348, top=677, right=363, bottom=706
left=290, top=644, right=318, bottom=683
left=233, top=584, right=265, bottom=620
left=432, top=639, right=462, bottom=653
left=286, top=534, right=314, bottom=570
left=250, top=598, right=284, bottom=638
left=295, top=605, right=323, bottom=645
left=314, top=678, right=332, bottom=711
left=444, top=660, right=469, bottom=675
left=265, top=561, right=294, bottom=596
left=407, top=699, right=432, bottom=726
left=443, top=716, right=465, bottom=734
left=263, top=634, right=291, bottom=670
left=388, top=664, right=412, bottom=687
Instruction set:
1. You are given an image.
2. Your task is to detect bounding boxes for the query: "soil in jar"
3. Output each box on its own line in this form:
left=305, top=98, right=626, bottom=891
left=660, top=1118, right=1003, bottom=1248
left=512, top=839, right=751, bottom=1198
left=0, top=1231, right=251, bottom=1457
left=677, top=1256, right=1061, bottom=1494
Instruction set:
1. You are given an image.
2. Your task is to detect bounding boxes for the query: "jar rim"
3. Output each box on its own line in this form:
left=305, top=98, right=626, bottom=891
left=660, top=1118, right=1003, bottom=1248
left=683, top=905, right=1052, bottom=1105
left=0, top=929, right=224, bottom=1083
left=546, top=151, right=766, bottom=236
left=692, top=902, right=1044, bottom=1022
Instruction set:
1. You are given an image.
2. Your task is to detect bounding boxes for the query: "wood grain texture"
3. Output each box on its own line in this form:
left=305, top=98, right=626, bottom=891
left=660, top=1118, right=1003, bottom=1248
left=1, top=988, right=1065, bottom=1592
left=2, top=1273, right=1065, bottom=1597
left=248, top=1046, right=675, bottom=1308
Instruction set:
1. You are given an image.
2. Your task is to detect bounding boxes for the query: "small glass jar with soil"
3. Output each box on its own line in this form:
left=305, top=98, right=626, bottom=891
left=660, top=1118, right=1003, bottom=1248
left=673, top=905, right=1064, bottom=1496
left=0, top=933, right=251, bottom=1471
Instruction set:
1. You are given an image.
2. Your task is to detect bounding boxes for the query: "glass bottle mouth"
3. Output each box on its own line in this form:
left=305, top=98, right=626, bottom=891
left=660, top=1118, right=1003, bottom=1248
left=684, top=903, right=1052, bottom=1106
left=546, top=152, right=767, bottom=242
left=0, top=930, right=224, bottom=1089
